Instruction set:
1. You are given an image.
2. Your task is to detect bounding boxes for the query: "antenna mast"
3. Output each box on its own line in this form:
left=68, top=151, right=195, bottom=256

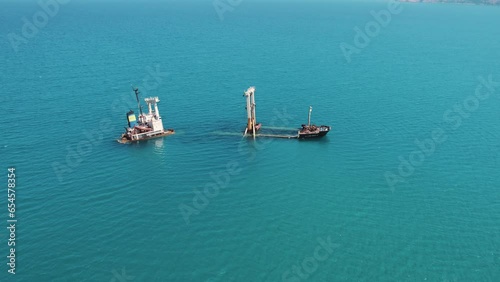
left=308, top=106, right=312, bottom=127
left=132, top=86, right=144, bottom=117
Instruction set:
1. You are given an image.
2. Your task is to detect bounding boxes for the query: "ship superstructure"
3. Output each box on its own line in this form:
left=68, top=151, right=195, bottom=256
left=118, top=87, right=174, bottom=143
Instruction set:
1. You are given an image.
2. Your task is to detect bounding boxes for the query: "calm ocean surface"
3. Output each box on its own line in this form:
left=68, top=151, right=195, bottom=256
left=1, top=0, right=499, bottom=281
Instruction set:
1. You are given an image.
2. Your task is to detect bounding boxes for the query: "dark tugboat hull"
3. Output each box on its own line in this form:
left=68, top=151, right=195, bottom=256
left=298, top=125, right=331, bottom=139
left=298, top=130, right=329, bottom=139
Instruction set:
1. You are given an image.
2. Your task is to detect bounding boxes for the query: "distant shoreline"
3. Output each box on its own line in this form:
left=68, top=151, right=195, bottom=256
left=398, top=0, right=500, bottom=6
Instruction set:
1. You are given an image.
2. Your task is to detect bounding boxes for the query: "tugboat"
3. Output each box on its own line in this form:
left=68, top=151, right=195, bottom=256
left=243, top=87, right=261, bottom=137
left=118, top=87, right=175, bottom=144
left=298, top=106, right=331, bottom=139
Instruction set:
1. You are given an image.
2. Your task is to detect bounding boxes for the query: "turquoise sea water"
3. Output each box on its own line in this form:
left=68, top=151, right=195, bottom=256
left=1, top=0, right=499, bottom=281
